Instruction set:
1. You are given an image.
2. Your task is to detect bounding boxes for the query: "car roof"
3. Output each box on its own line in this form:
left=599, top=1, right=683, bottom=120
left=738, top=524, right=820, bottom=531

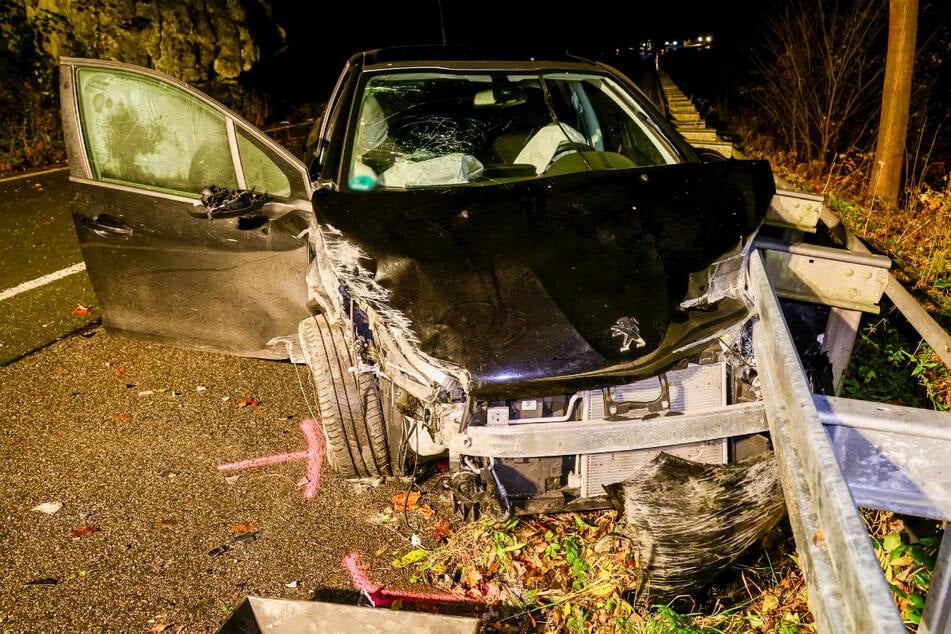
left=352, top=45, right=605, bottom=72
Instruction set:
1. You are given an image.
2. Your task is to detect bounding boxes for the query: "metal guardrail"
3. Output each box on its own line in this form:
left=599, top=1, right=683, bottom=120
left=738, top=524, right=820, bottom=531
left=751, top=204, right=951, bottom=633
left=660, top=75, right=951, bottom=633
left=750, top=250, right=906, bottom=633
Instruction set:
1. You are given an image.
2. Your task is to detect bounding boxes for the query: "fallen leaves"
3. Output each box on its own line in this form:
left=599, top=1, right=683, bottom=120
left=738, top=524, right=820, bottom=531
left=231, top=522, right=257, bottom=534
left=69, top=525, right=100, bottom=539
left=405, top=511, right=641, bottom=622
left=71, top=304, right=92, bottom=315
left=390, top=490, right=436, bottom=517
left=431, top=519, right=454, bottom=542
left=391, top=490, right=421, bottom=511
left=392, top=548, right=429, bottom=569
left=237, top=398, right=260, bottom=409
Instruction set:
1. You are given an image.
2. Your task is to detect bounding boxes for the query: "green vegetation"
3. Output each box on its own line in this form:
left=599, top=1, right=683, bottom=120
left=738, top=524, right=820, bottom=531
left=0, top=1, right=66, bottom=173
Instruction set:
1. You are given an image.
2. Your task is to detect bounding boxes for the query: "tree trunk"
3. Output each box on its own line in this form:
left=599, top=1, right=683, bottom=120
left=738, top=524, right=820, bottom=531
left=869, top=0, right=918, bottom=206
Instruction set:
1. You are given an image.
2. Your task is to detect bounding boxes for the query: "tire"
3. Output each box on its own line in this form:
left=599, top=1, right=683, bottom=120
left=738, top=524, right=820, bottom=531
left=298, top=315, right=391, bottom=478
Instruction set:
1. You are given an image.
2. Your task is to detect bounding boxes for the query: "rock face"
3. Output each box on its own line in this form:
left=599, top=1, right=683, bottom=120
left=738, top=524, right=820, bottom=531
left=24, top=0, right=277, bottom=84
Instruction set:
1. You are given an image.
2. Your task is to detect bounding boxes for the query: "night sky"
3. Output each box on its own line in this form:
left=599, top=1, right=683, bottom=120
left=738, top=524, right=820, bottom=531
left=248, top=0, right=765, bottom=106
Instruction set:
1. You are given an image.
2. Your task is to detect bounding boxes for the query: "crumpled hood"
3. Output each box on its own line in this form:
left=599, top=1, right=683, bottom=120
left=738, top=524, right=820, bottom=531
left=315, top=160, right=775, bottom=398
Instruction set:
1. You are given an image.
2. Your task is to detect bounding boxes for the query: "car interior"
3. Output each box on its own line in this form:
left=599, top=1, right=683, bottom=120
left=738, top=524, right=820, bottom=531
left=347, top=71, right=677, bottom=190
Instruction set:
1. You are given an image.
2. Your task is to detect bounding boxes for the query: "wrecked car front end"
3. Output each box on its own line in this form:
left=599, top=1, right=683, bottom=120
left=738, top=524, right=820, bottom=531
left=307, top=160, right=775, bottom=516
left=295, top=50, right=779, bottom=517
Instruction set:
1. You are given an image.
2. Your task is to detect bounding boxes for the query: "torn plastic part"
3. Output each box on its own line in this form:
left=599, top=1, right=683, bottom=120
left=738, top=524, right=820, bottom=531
left=309, top=224, right=469, bottom=400
left=604, top=451, right=786, bottom=603
left=305, top=226, right=345, bottom=323
left=266, top=334, right=306, bottom=364
left=680, top=240, right=752, bottom=310
left=404, top=417, right=446, bottom=456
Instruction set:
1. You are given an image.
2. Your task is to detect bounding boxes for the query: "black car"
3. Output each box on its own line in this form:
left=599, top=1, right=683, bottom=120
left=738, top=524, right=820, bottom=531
left=59, top=46, right=776, bottom=518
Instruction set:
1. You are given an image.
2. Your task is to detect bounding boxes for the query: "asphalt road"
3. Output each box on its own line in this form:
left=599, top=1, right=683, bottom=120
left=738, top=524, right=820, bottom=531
left=0, top=325, right=444, bottom=632
left=0, top=167, right=99, bottom=365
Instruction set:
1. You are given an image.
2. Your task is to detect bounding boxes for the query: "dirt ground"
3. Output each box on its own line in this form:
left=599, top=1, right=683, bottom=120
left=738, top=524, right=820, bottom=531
left=0, top=326, right=468, bottom=633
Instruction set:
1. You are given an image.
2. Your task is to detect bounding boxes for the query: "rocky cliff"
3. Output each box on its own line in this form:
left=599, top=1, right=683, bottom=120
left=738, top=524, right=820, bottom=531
left=23, top=0, right=280, bottom=85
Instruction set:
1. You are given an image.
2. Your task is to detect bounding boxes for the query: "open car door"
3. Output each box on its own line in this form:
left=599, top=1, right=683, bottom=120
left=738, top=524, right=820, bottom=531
left=59, top=57, right=314, bottom=359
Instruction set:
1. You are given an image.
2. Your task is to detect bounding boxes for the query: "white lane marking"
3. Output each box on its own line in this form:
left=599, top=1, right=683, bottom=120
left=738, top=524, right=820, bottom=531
left=0, top=262, right=87, bottom=302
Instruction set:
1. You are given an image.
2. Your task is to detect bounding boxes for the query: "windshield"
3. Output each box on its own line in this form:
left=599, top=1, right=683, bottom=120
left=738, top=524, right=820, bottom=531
left=347, top=71, right=679, bottom=190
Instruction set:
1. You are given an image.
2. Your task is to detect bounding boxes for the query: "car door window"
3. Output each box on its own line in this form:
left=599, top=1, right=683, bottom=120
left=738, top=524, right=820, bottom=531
left=77, top=67, right=239, bottom=196
left=236, top=128, right=293, bottom=198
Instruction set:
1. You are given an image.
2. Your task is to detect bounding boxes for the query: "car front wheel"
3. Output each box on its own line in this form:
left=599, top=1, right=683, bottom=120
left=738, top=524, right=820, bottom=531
left=298, top=315, right=391, bottom=478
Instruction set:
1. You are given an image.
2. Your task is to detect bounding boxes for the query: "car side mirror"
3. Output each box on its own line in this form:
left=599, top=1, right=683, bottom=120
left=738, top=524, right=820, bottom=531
left=190, top=185, right=268, bottom=219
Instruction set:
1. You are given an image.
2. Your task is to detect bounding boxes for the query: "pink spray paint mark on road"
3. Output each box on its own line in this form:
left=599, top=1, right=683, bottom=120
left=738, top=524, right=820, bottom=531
left=342, top=551, right=473, bottom=608
left=218, top=418, right=324, bottom=498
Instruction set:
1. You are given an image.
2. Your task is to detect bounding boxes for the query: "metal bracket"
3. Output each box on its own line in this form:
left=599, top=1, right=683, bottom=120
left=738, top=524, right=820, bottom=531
left=765, top=188, right=824, bottom=232
left=756, top=236, right=891, bottom=313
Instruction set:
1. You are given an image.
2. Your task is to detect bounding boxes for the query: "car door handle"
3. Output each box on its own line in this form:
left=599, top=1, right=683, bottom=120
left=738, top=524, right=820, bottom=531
left=81, top=215, right=134, bottom=238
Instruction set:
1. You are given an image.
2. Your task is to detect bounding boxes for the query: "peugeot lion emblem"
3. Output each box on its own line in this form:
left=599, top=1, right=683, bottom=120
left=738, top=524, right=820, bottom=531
left=611, top=316, right=646, bottom=352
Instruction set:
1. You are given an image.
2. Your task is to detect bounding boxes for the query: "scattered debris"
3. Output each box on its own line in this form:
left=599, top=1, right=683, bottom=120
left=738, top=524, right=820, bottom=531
left=347, top=477, right=383, bottom=494
left=209, top=544, right=231, bottom=557
left=71, top=304, right=92, bottom=315
left=32, top=501, right=62, bottom=515
left=25, top=577, right=59, bottom=586
left=237, top=398, right=260, bottom=409
left=233, top=531, right=258, bottom=545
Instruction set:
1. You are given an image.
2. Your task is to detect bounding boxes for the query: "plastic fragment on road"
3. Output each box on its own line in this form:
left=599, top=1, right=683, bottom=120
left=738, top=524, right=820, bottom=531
left=32, top=501, right=63, bottom=515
